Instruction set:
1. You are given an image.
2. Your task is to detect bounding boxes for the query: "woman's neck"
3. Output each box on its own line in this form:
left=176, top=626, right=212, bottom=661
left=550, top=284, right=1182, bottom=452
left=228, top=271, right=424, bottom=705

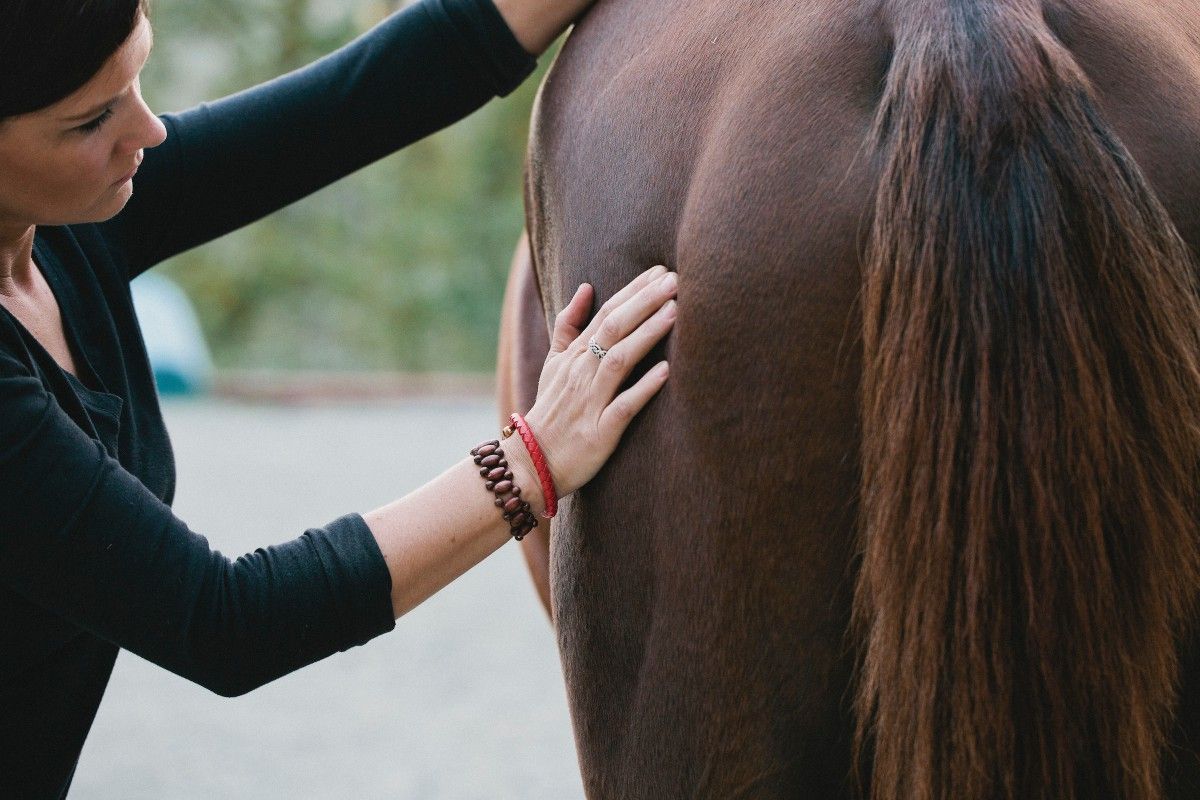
left=0, top=225, right=36, bottom=296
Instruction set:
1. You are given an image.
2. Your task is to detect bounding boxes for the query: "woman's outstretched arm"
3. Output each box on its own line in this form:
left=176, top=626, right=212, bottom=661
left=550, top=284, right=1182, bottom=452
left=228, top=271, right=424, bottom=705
left=0, top=266, right=674, bottom=695
left=370, top=265, right=677, bottom=617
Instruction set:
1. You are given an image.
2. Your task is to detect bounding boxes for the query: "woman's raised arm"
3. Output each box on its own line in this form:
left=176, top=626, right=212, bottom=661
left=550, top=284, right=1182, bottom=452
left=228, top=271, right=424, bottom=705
left=102, top=0, right=545, bottom=277
left=493, top=0, right=595, bottom=55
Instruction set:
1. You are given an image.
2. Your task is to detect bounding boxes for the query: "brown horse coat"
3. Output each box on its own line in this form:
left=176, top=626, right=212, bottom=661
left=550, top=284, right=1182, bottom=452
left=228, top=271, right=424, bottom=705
left=499, top=1, right=1200, bottom=797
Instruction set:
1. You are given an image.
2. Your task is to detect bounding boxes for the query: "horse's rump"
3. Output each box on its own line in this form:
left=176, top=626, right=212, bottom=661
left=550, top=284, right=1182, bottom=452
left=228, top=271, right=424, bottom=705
left=511, top=1, right=1200, bottom=797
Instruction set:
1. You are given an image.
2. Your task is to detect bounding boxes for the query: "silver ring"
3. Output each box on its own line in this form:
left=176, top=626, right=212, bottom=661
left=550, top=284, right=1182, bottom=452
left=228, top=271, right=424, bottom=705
left=587, top=336, right=608, bottom=361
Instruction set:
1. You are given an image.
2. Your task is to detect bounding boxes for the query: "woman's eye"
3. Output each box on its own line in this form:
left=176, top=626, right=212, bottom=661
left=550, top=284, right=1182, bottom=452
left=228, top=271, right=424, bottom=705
left=76, top=107, right=115, bottom=134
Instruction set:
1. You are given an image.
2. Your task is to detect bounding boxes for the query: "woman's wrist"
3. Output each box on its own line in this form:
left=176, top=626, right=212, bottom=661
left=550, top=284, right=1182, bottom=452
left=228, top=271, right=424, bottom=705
left=503, top=432, right=547, bottom=518
left=491, top=0, right=591, bottom=56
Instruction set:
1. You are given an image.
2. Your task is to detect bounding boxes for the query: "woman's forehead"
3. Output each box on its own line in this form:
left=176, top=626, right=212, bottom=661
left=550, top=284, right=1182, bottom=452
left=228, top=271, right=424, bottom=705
left=54, top=14, right=154, bottom=123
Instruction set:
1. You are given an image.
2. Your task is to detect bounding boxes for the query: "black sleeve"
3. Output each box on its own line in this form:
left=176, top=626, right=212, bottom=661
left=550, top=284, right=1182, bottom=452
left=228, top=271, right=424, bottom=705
left=102, top=0, right=536, bottom=278
left=0, top=351, right=396, bottom=697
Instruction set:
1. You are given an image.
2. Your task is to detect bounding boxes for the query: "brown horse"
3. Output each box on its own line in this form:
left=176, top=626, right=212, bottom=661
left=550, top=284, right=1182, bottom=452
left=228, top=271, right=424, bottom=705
left=498, top=1, right=1200, bottom=797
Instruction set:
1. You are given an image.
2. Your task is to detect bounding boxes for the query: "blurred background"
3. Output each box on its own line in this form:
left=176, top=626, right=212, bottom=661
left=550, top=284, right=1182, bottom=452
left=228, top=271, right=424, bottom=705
left=70, top=1, right=588, bottom=797
left=137, top=0, right=547, bottom=379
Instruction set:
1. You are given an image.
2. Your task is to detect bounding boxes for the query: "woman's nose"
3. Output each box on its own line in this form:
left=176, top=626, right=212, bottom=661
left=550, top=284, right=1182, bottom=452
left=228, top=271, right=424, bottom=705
left=118, top=92, right=167, bottom=155
left=134, top=95, right=168, bottom=150
left=142, top=112, right=168, bottom=150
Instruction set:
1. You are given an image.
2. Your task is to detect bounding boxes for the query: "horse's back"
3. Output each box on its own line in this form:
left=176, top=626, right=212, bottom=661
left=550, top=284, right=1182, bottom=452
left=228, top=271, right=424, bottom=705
left=524, top=2, right=1200, bottom=797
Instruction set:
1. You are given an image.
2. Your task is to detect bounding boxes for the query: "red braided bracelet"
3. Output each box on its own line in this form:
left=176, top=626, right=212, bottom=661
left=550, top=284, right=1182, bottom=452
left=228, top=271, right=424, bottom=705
left=507, top=413, right=558, bottom=519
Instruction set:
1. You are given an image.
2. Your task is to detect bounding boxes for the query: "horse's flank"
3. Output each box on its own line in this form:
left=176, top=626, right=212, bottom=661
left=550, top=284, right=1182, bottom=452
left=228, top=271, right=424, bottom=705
left=501, top=1, right=1200, bottom=796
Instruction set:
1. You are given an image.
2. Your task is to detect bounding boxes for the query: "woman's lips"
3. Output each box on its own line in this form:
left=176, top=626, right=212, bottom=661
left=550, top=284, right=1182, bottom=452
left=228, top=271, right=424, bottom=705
left=113, top=166, right=139, bottom=185
left=113, top=156, right=143, bottom=186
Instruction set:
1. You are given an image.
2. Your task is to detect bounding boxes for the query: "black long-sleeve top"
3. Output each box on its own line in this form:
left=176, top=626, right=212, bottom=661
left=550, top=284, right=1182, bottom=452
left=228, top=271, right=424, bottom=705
left=0, top=2, right=535, bottom=796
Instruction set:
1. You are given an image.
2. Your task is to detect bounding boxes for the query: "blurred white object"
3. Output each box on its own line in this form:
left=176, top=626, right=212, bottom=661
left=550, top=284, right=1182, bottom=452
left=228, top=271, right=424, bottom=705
left=131, top=273, right=214, bottom=396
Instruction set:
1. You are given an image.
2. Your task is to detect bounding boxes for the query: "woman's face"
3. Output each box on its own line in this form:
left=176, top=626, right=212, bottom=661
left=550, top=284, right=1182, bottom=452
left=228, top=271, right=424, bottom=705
left=0, top=13, right=165, bottom=233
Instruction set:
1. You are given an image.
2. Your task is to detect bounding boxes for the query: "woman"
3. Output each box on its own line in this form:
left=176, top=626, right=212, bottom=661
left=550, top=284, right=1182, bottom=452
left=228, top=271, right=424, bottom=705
left=0, top=0, right=677, bottom=796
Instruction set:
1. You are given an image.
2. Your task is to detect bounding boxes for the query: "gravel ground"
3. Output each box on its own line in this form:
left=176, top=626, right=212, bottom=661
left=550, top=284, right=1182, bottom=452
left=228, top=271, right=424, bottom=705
left=70, top=398, right=585, bottom=800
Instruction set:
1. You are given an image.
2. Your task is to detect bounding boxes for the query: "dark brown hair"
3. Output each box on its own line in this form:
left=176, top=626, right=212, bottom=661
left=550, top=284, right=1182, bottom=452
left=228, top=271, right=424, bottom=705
left=856, top=0, right=1200, bottom=797
left=0, top=0, right=147, bottom=120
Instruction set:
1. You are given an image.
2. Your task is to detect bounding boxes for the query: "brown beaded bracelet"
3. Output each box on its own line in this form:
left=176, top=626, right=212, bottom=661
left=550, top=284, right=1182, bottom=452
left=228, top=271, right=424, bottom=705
left=471, top=439, right=539, bottom=541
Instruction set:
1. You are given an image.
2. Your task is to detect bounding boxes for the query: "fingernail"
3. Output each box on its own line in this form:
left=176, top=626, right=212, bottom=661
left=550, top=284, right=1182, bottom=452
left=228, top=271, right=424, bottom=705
left=661, top=273, right=678, bottom=291
left=657, top=361, right=670, bottom=377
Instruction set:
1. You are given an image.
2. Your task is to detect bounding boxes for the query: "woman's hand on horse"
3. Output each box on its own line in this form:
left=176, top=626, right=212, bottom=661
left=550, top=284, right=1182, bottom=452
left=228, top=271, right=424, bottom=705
left=522, top=265, right=677, bottom=500
left=492, top=0, right=597, bottom=56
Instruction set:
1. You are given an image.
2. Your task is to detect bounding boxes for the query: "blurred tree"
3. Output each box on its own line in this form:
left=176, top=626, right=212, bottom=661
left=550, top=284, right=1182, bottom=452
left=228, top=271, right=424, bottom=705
left=140, top=0, right=551, bottom=372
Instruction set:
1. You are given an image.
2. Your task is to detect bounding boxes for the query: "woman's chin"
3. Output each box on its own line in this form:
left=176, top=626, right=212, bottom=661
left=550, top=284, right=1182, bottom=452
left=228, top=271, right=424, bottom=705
left=90, top=181, right=135, bottom=222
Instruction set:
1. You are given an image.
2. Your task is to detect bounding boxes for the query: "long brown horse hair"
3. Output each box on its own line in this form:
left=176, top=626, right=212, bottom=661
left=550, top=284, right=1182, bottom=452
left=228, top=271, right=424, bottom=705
left=856, top=1, right=1200, bottom=798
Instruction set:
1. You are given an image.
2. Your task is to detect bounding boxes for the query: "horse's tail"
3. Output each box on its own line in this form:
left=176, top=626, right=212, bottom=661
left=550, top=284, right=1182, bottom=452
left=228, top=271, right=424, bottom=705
left=855, top=2, right=1200, bottom=798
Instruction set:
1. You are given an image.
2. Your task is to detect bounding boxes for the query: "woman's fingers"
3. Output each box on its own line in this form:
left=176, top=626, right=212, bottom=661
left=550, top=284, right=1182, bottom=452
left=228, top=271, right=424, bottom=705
left=576, top=265, right=668, bottom=348
left=591, top=298, right=676, bottom=402
left=599, top=361, right=670, bottom=435
left=603, top=264, right=668, bottom=313
left=551, top=265, right=665, bottom=356
left=549, top=283, right=594, bottom=354
left=580, top=270, right=677, bottom=355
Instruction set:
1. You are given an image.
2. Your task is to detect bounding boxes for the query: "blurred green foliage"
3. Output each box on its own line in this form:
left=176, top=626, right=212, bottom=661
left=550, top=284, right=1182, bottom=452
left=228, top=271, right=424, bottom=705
left=140, top=0, right=549, bottom=372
